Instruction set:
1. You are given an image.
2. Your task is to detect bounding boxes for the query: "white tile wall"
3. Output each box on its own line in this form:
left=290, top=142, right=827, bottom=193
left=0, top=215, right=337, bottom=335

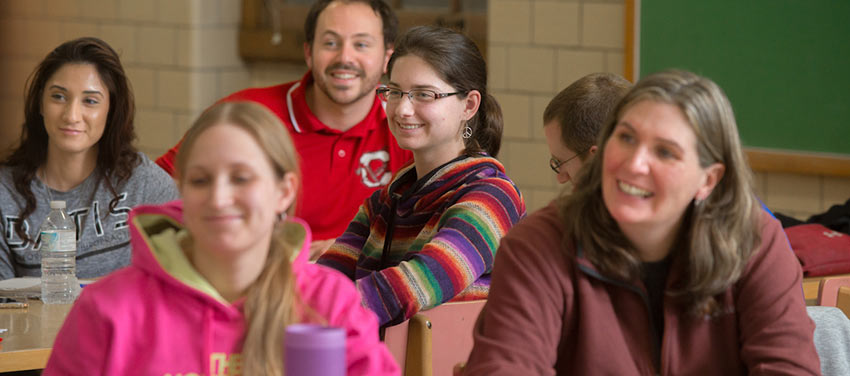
left=157, top=70, right=192, bottom=110
left=533, top=1, right=580, bottom=46
left=489, top=0, right=531, bottom=44
left=495, top=93, right=531, bottom=139
left=527, top=187, right=563, bottom=213
left=119, top=0, right=158, bottom=22
left=138, top=26, right=178, bottom=65
left=3, top=0, right=43, bottom=16
left=492, top=0, right=625, bottom=205
left=530, top=95, right=551, bottom=140
left=248, top=62, right=306, bottom=88
left=125, top=67, right=156, bottom=108
left=44, top=1, right=81, bottom=18
left=0, top=59, right=37, bottom=98
left=189, top=71, right=221, bottom=110
left=135, top=110, right=177, bottom=151
left=157, top=0, right=196, bottom=26
left=581, top=3, right=624, bottom=48
left=219, top=0, right=243, bottom=25
left=766, top=173, right=822, bottom=216
left=605, top=51, right=624, bottom=75
left=62, top=22, right=101, bottom=40
left=507, top=46, right=555, bottom=92
left=504, top=140, right=558, bottom=188
left=556, top=49, right=606, bottom=89
left=488, top=45, right=509, bottom=90
left=80, top=0, right=119, bottom=20
left=0, top=99, right=23, bottom=158
left=0, top=0, right=844, bottom=215
left=219, top=70, right=253, bottom=98
left=100, top=24, right=138, bottom=63
left=823, top=177, right=850, bottom=212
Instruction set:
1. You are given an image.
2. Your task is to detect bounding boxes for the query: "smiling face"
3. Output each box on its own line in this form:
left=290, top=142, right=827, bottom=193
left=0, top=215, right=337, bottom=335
left=602, top=100, right=723, bottom=237
left=41, top=63, right=109, bottom=160
left=304, top=1, right=391, bottom=106
left=386, top=55, right=478, bottom=170
left=180, top=123, right=296, bottom=259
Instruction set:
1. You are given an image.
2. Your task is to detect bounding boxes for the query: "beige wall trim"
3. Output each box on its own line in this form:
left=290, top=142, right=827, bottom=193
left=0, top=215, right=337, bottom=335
left=746, top=148, right=850, bottom=177
left=624, top=0, right=637, bottom=83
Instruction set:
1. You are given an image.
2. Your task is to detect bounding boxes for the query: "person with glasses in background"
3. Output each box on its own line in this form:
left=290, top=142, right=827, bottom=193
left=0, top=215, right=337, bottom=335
left=544, top=73, right=632, bottom=186
left=317, top=26, right=526, bottom=327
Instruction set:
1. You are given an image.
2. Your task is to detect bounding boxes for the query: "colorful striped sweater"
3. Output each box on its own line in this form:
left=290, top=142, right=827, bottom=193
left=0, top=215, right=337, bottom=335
left=317, top=155, right=526, bottom=327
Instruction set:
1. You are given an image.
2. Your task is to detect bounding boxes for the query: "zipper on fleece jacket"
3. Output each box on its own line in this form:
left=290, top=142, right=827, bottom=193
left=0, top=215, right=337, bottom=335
left=377, top=155, right=472, bottom=268
left=575, top=259, right=663, bottom=376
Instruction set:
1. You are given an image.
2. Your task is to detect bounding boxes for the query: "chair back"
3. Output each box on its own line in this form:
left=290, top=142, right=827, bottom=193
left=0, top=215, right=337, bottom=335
left=382, top=300, right=486, bottom=376
left=421, top=300, right=486, bottom=375
left=383, top=319, right=411, bottom=372
left=817, top=275, right=850, bottom=307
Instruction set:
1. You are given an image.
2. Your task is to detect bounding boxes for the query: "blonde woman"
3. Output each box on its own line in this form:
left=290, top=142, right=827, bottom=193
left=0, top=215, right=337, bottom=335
left=45, top=102, right=398, bottom=375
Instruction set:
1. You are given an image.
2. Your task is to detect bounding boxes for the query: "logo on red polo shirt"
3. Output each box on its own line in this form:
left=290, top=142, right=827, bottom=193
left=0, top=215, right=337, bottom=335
left=357, top=150, right=391, bottom=187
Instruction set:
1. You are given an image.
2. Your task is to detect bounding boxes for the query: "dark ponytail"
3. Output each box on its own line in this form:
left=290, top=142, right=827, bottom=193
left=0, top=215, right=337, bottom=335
left=467, top=93, right=503, bottom=157
left=387, top=25, right=503, bottom=157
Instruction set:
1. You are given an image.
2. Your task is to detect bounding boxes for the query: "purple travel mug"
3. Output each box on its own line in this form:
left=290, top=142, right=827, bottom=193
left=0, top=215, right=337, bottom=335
left=285, top=324, right=346, bottom=376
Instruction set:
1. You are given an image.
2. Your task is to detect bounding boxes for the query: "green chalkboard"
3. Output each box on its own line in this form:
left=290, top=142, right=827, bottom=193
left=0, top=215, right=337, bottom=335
left=639, top=0, right=850, bottom=155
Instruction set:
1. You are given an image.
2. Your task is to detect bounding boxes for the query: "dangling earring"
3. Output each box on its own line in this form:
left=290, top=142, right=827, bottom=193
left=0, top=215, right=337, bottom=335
left=278, top=212, right=288, bottom=222
left=694, top=198, right=704, bottom=208
left=462, top=124, right=473, bottom=139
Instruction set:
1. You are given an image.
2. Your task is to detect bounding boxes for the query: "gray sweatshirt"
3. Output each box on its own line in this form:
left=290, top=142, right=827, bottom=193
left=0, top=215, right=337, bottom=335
left=808, top=306, right=850, bottom=376
left=0, top=153, right=178, bottom=279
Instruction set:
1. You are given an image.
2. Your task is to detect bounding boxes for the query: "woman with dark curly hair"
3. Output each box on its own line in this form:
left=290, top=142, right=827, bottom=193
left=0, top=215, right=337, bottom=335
left=0, top=37, right=178, bottom=280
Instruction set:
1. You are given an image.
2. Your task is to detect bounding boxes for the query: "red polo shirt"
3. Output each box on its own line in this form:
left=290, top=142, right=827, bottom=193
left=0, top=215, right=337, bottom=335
left=155, top=72, right=412, bottom=240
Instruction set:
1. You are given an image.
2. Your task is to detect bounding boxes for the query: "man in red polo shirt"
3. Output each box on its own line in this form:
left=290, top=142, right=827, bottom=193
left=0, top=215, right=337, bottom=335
left=156, top=0, right=412, bottom=254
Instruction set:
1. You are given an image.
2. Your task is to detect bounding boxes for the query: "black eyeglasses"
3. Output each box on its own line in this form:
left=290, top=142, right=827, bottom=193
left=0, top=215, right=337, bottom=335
left=549, top=149, right=588, bottom=174
left=376, top=87, right=465, bottom=104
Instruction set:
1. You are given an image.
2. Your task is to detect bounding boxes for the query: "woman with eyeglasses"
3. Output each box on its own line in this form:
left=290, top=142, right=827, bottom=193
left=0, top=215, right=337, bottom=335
left=317, top=25, right=526, bottom=327
left=543, top=73, right=632, bottom=185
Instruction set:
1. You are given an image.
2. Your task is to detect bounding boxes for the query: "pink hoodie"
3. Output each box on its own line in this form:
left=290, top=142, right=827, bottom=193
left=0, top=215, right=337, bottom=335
left=44, top=201, right=399, bottom=375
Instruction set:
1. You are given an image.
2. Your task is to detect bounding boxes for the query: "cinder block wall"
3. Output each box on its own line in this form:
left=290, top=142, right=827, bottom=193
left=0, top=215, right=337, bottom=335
left=0, top=0, right=845, bottom=218
left=488, top=0, right=626, bottom=212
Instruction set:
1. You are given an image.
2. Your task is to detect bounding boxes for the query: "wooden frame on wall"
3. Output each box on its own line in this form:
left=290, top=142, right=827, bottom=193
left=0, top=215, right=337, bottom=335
left=239, top=0, right=487, bottom=63
left=623, top=0, right=850, bottom=177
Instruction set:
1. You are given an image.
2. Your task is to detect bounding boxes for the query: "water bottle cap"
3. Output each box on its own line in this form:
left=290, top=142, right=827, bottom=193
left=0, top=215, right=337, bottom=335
left=285, top=324, right=345, bottom=349
left=49, top=201, right=66, bottom=209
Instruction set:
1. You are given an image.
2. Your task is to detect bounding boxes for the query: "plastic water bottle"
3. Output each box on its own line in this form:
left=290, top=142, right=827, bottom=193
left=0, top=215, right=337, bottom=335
left=40, top=200, right=77, bottom=304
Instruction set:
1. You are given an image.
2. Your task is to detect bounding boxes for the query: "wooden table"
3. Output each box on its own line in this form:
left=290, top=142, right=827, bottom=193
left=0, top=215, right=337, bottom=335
left=0, top=300, right=73, bottom=372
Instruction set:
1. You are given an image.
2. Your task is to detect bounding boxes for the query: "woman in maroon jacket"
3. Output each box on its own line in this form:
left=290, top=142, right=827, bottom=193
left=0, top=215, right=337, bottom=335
left=464, top=70, right=820, bottom=376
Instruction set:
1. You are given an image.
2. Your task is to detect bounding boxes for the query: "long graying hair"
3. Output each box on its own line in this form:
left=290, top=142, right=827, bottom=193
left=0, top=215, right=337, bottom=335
left=560, top=70, right=761, bottom=316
